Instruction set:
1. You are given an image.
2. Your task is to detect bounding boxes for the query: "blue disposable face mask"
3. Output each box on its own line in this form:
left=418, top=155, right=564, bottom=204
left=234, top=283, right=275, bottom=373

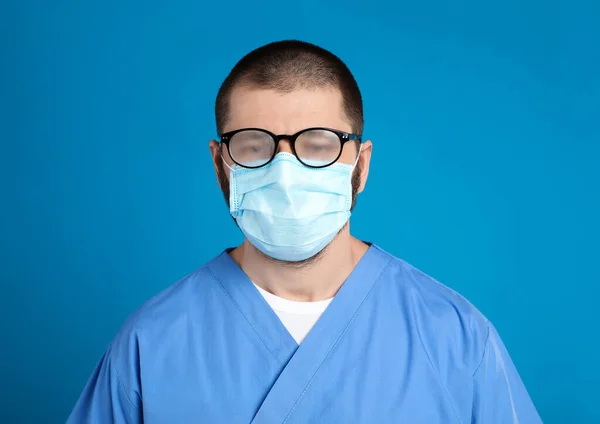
left=223, top=149, right=361, bottom=262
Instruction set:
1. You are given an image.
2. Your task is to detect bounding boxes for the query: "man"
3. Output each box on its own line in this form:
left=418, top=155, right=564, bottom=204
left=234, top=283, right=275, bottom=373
left=67, top=40, right=542, bottom=423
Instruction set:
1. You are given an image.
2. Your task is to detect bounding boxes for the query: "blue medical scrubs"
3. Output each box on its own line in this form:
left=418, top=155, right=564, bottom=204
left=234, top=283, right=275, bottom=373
left=67, top=244, right=542, bottom=423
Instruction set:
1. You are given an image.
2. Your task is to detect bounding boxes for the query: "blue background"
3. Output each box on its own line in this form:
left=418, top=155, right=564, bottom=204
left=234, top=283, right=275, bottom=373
left=1, top=0, right=598, bottom=422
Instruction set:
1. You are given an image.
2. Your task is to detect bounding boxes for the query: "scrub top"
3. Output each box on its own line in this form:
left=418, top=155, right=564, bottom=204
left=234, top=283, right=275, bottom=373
left=67, top=244, right=542, bottom=423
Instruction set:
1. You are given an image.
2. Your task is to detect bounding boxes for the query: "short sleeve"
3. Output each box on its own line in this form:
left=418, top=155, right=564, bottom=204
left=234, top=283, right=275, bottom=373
left=472, top=324, right=543, bottom=423
left=66, top=349, right=142, bottom=424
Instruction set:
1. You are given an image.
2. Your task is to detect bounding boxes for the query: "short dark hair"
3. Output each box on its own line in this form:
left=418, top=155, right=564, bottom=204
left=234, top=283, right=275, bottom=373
left=215, top=40, right=363, bottom=137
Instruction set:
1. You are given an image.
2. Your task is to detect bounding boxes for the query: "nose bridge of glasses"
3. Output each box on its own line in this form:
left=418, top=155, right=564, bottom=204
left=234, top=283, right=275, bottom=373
left=274, top=134, right=294, bottom=154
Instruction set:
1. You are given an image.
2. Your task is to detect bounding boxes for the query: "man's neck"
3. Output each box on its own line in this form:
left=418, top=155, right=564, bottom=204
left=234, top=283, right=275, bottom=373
left=229, top=230, right=369, bottom=302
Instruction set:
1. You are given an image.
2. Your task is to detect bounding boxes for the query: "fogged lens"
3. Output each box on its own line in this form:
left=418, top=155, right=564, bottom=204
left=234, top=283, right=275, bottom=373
left=295, top=130, right=341, bottom=167
left=229, top=130, right=275, bottom=167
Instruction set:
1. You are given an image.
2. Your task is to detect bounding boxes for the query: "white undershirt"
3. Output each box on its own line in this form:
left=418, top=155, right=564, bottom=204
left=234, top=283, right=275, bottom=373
left=252, top=282, right=333, bottom=344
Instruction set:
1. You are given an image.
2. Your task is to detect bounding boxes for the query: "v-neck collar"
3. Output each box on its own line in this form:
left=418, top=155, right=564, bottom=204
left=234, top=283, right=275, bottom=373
left=207, top=243, right=393, bottom=423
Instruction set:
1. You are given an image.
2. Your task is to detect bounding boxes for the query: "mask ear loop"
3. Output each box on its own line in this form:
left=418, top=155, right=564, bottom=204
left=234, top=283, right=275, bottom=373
left=221, top=154, right=235, bottom=172
left=342, top=143, right=363, bottom=210
left=351, top=143, right=363, bottom=170
left=219, top=140, right=243, bottom=172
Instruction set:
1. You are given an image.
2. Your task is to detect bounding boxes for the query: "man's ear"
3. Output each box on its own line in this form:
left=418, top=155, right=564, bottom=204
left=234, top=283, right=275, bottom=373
left=209, top=139, right=226, bottom=189
left=209, top=139, right=220, bottom=169
left=357, top=140, right=372, bottom=194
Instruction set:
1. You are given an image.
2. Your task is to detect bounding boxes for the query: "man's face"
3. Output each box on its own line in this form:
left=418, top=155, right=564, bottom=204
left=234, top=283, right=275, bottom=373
left=210, top=85, right=371, bottom=263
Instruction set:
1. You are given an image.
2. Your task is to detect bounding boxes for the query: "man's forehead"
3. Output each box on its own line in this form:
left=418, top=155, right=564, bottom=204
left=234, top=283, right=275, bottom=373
left=225, top=85, right=351, bottom=134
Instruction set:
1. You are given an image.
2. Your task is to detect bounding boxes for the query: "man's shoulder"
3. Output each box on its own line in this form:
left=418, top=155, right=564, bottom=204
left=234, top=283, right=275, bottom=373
left=375, top=245, right=491, bottom=371
left=107, top=252, right=227, bottom=360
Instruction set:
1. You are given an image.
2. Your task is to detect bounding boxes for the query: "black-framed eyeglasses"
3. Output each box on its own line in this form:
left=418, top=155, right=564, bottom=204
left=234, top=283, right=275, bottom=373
left=219, top=127, right=362, bottom=169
